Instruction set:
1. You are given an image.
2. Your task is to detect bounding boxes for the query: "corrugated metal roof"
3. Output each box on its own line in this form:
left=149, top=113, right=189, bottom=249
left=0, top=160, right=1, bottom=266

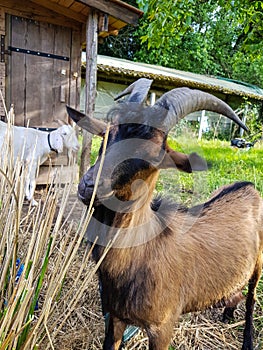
left=97, top=55, right=263, bottom=102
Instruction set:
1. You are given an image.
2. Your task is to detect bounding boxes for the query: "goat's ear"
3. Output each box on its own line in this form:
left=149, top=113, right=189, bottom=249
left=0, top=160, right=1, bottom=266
left=66, top=105, right=106, bottom=136
left=160, top=145, right=208, bottom=173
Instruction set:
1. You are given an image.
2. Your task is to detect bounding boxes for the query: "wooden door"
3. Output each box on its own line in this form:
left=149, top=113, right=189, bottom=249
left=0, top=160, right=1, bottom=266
left=7, top=16, right=72, bottom=127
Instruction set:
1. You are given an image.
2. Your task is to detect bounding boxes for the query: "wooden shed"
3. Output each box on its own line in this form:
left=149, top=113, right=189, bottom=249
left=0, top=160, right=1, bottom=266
left=0, top=0, right=142, bottom=182
left=81, top=55, right=263, bottom=140
left=95, top=55, right=263, bottom=107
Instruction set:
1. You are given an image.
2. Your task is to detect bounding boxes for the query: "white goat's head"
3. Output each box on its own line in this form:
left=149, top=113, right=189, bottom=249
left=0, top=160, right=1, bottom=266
left=50, top=125, right=79, bottom=153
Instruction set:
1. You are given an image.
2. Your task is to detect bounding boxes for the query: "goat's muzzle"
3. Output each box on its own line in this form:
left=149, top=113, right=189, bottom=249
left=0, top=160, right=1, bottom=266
left=78, top=169, right=114, bottom=206
left=78, top=180, right=94, bottom=206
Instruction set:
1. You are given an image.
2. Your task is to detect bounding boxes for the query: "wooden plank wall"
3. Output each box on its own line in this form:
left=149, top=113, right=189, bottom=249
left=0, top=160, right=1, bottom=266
left=10, top=16, right=72, bottom=127
left=69, top=29, right=82, bottom=110
left=0, top=3, right=83, bottom=183
left=0, top=1, right=83, bottom=124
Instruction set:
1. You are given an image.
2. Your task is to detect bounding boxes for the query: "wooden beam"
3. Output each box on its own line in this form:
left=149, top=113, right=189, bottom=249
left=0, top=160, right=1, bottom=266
left=0, top=7, right=5, bottom=34
left=80, top=9, right=98, bottom=177
left=30, top=0, right=87, bottom=23
left=76, top=0, right=142, bottom=25
left=54, top=0, right=74, bottom=7
left=0, top=0, right=81, bottom=30
left=98, top=13, right=109, bottom=32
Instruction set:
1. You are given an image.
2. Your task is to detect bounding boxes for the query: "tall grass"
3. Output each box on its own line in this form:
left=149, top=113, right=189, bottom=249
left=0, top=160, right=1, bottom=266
left=0, top=111, right=110, bottom=349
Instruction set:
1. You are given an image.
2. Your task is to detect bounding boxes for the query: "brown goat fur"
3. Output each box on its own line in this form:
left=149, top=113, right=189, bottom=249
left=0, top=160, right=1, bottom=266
left=67, top=85, right=263, bottom=350
left=98, top=182, right=262, bottom=317
left=86, top=145, right=263, bottom=350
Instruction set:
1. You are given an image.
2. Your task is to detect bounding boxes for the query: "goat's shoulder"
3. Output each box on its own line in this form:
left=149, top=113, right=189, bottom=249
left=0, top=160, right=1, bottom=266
left=189, top=181, right=260, bottom=216
left=153, top=182, right=259, bottom=219
left=209, top=181, right=259, bottom=204
left=212, top=181, right=261, bottom=211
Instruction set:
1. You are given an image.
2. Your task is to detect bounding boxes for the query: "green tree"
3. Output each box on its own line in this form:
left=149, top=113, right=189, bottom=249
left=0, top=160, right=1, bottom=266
left=98, top=25, right=140, bottom=60
left=136, top=0, right=263, bottom=86
left=137, top=0, right=263, bottom=53
left=99, top=0, right=263, bottom=88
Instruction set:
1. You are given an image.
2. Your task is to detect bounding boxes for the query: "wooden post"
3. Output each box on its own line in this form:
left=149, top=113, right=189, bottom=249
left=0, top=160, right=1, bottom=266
left=240, top=104, right=248, bottom=138
left=150, top=92, right=156, bottom=106
left=0, top=8, right=5, bottom=119
left=80, top=9, right=98, bottom=178
left=198, top=110, right=206, bottom=140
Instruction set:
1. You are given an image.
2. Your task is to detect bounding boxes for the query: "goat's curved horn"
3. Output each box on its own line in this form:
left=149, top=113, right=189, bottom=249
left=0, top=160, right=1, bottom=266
left=154, top=88, right=248, bottom=132
left=114, top=78, right=153, bottom=103
left=66, top=105, right=106, bottom=136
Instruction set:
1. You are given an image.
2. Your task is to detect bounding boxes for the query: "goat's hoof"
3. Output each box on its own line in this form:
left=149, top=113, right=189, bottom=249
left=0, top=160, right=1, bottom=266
left=241, top=340, right=254, bottom=350
left=222, top=306, right=236, bottom=323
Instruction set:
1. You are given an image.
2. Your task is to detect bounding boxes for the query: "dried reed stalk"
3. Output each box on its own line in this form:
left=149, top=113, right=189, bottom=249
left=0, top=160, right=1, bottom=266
left=0, top=103, right=111, bottom=349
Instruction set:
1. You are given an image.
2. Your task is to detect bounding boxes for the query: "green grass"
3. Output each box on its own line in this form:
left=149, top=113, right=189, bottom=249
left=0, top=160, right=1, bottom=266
left=161, top=137, right=263, bottom=204
left=91, top=135, right=263, bottom=202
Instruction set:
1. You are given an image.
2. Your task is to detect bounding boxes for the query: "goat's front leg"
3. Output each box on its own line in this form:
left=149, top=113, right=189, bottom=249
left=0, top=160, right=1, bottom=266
left=103, top=314, right=126, bottom=350
left=25, top=163, right=38, bottom=206
left=242, top=257, right=262, bottom=350
left=146, top=318, right=174, bottom=350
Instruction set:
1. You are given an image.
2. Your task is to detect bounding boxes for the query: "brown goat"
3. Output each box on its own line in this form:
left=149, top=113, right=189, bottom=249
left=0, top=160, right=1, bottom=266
left=67, top=79, right=263, bottom=350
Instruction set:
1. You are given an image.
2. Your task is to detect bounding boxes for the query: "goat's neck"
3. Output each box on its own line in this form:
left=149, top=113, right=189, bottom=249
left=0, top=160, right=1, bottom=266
left=116, top=168, right=158, bottom=216
left=47, top=132, right=58, bottom=153
left=92, top=170, right=163, bottom=248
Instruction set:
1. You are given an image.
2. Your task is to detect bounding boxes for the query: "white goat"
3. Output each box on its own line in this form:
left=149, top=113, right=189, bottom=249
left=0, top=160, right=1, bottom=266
left=0, top=121, right=79, bottom=205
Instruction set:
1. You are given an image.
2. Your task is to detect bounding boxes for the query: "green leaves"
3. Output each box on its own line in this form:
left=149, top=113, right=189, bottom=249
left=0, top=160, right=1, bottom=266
left=99, top=0, right=263, bottom=87
left=133, top=0, right=263, bottom=87
left=137, top=0, right=194, bottom=49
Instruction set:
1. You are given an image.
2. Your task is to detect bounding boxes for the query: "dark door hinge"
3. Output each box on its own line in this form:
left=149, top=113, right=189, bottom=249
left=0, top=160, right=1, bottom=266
left=8, top=46, right=69, bottom=61
left=0, top=35, right=10, bottom=63
left=1, top=35, right=5, bottom=63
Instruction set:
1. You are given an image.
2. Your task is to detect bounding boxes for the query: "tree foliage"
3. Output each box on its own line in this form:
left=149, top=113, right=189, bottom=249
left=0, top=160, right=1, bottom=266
left=99, top=0, right=263, bottom=88
left=137, top=0, right=263, bottom=51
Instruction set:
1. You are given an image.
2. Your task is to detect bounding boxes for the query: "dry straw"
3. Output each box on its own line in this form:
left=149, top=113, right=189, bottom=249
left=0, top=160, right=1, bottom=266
left=0, top=101, right=111, bottom=349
